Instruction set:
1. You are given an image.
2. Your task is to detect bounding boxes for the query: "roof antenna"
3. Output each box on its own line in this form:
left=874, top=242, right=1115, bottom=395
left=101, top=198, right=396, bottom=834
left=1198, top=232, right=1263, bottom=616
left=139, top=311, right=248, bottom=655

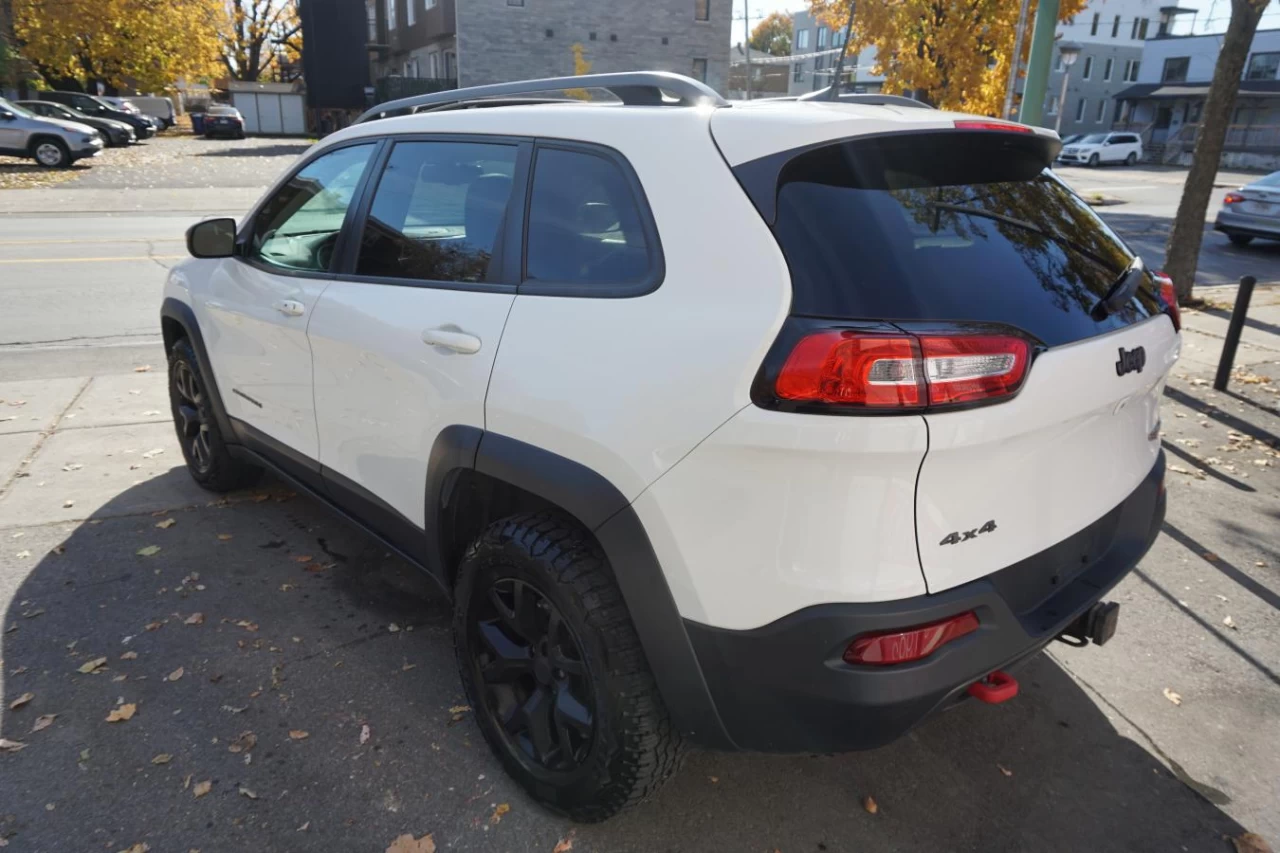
left=826, top=0, right=857, bottom=101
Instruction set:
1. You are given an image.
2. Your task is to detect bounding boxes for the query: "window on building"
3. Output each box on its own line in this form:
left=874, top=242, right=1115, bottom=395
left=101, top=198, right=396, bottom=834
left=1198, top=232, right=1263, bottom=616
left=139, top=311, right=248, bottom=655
left=385, top=0, right=395, bottom=31
left=1075, top=98, right=1087, bottom=122
left=1096, top=99, right=1108, bottom=122
left=1127, top=60, right=1141, bottom=81
left=425, top=0, right=435, bottom=6
left=1162, top=56, right=1189, bottom=82
left=793, top=63, right=805, bottom=82
left=1112, top=15, right=1121, bottom=37
left=366, top=0, right=377, bottom=41
left=1091, top=13, right=1100, bottom=35
left=1246, top=52, right=1280, bottom=81
left=833, top=29, right=845, bottom=46
left=525, top=148, right=653, bottom=290
left=356, top=141, right=519, bottom=284
left=1138, top=18, right=1149, bottom=39
left=1047, top=95, right=1059, bottom=115
left=1103, top=57, right=1113, bottom=81
left=796, top=28, right=809, bottom=50
left=817, top=26, right=829, bottom=48
left=694, top=0, right=709, bottom=21
left=251, top=144, right=375, bottom=273
left=692, top=57, right=708, bottom=82
left=406, top=0, right=415, bottom=26
left=1082, top=56, right=1093, bottom=80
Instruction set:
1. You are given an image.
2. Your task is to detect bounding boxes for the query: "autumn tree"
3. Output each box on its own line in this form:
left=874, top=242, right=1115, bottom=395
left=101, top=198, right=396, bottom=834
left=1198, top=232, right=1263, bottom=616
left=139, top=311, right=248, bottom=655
left=750, top=11, right=793, bottom=57
left=221, top=0, right=302, bottom=82
left=807, top=0, right=1086, bottom=115
left=14, top=0, right=223, bottom=92
left=1163, top=0, right=1271, bottom=303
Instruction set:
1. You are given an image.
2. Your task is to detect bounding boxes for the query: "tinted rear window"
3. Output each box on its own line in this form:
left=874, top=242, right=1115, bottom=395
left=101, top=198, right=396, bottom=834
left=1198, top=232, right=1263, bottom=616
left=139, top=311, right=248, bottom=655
left=761, top=133, right=1162, bottom=347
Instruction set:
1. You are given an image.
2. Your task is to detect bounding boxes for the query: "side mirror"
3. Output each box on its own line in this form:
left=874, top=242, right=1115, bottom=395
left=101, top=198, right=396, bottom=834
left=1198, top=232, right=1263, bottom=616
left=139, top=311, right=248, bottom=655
left=187, top=218, right=237, bottom=259
left=0, top=110, right=14, bottom=121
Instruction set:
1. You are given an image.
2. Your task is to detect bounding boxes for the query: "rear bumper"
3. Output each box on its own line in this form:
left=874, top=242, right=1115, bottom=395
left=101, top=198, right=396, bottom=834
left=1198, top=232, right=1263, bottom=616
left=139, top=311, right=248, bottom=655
left=682, top=451, right=1166, bottom=753
left=1214, top=209, right=1280, bottom=239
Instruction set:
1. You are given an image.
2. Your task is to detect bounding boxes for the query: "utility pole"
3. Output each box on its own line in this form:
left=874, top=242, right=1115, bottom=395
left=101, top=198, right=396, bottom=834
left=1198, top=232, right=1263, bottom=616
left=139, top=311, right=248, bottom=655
left=1002, top=0, right=1031, bottom=119
left=1018, top=0, right=1060, bottom=126
left=742, top=0, right=752, bottom=100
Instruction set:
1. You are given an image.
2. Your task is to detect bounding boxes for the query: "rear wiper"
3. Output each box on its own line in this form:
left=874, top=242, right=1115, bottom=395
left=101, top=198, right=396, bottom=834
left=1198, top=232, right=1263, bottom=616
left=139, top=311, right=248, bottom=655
left=1090, top=255, right=1145, bottom=320
left=929, top=203, right=1121, bottom=275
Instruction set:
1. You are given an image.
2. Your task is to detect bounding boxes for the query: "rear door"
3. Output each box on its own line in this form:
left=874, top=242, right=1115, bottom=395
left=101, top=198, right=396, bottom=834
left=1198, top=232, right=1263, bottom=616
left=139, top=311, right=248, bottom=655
left=307, top=135, right=527, bottom=533
left=750, top=127, right=1179, bottom=594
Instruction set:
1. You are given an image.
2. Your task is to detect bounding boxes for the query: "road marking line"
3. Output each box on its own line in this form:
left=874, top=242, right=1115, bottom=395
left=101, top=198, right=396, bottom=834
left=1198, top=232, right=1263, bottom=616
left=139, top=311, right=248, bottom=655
left=0, top=255, right=186, bottom=264
left=0, top=237, right=185, bottom=245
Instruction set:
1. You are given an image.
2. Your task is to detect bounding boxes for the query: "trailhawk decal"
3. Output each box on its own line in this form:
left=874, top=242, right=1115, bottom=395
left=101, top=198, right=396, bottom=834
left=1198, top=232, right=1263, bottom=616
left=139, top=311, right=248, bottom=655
left=939, top=520, right=997, bottom=547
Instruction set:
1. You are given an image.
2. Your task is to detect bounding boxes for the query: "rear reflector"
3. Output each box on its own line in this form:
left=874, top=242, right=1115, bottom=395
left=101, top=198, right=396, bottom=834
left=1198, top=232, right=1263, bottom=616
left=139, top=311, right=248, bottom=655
left=1153, top=270, right=1180, bottom=331
left=775, top=331, right=1030, bottom=410
left=953, top=119, right=1034, bottom=134
left=844, top=611, right=980, bottom=666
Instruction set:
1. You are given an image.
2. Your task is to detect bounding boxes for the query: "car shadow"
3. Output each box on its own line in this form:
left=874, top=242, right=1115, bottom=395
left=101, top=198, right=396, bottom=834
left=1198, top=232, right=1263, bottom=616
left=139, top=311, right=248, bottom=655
left=0, top=469, right=1248, bottom=851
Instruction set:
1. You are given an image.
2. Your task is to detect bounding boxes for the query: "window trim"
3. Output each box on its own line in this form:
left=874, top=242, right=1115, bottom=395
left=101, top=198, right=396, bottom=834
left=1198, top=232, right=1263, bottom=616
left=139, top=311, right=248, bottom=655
left=1246, top=51, right=1280, bottom=80
left=1081, top=55, right=1093, bottom=80
left=1103, top=57, right=1113, bottom=81
left=519, top=138, right=666, bottom=299
left=234, top=137, right=385, bottom=282
left=332, top=132, right=534, bottom=293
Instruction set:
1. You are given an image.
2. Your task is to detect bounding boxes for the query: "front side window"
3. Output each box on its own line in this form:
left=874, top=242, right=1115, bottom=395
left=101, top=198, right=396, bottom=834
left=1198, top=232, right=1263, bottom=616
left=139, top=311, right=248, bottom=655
left=525, top=147, right=653, bottom=290
left=249, top=144, right=375, bottom=272
left=1247, top=52, right=1280, bottom=80
left=356, top=140, right=518, bottom=283
left=1162, top=56, right=1189, bottom=82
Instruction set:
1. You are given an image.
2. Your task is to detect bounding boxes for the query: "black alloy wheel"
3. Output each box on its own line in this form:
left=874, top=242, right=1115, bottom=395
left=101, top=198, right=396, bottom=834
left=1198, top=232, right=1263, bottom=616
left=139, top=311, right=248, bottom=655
left=172, top=358, right=213, bottom=473
left=471, top=577, right=595, bottom=773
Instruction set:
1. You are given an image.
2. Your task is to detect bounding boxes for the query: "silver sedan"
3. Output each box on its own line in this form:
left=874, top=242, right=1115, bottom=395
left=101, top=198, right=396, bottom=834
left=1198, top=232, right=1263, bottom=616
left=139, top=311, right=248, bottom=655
left=1214, top=171, right=1280, bottom=246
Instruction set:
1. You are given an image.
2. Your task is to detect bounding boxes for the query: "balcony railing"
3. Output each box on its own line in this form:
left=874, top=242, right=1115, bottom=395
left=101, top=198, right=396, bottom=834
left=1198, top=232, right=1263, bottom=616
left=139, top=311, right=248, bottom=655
left=1167, top=123, right=1280, bottom=151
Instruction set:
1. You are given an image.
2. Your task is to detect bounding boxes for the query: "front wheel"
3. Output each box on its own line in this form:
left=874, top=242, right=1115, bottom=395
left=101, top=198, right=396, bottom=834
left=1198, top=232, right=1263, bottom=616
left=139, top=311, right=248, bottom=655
left=1088, top=153, right=1100, bottom=167
left=1125, top=152, right=1138, bottom=166
left=453, top=513, right=683, bottom=822
left=168, top=338, right=261, bottom=492
left=1229, top=232, right=1254, bottom=247
left=31, top=139, right=69, bottom=168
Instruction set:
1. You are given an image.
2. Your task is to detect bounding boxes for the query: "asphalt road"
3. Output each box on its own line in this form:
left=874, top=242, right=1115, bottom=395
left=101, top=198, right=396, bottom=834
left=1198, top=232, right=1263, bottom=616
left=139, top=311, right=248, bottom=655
left=1, top=137, right=1278, bottom=852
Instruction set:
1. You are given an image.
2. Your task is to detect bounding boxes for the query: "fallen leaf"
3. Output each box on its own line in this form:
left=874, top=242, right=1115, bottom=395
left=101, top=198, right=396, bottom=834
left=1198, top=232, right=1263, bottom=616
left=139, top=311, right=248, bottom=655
left=30, top=714, right=56, bottom=733
left=22, top=608, right=44, bottom=619
left=15, top=550, right=31, bottom=559
left=552, top=838, right=575, bottom=853
left=167, top=667, right=184, bottom=682
left=217, top=533, right=233, bottom=541
left=193, top=780, right=212, bottom=798
left=9, top=692, right=33, bottom=710
left=360, top=724, right=371, bottom=745
left=253, top=494, right=270, bottom=503
left=133, top=365, right=152, bottom=373
left=235, top=620, right=259, bottom=632
left=388, top=623, right=401, bottom=633
left=1162, top=687, right=1183, bottom=706
left=291, top=555, right=313, bottom=563
left=184, top=613, right=204, bottom=626
left=297, top=821, right=310, bottom=832
left=228, top=731, right=257, bottom=753
left=489, top=803, right=510, bottom=825
left=106, top=703, right=137, bottom=722
left=151, top=753, right=172, bottom=765
left=50, top=545, right=65, bottom=555
left=448, top=705, right=471, bottom=715
left=80, top=749, right=90, bottom=761
left=119, top=844, right=150, bottom=853
left=11, top=665, right=28, bottom=675
left=0, top=738, right=27, bottom=752
left=280, top=583, right=295, bottom=592
left=155, top=518, right=177, bottom=529
left=1232, top=832, right=1274, bottom=853
left=401, top=662, right=416, bottom=671
left=289, top=730, right=309, bottom=740
left=145, top=621, right=164, bottom=632
left=61, top=463, right=83, bottom=472
left=385, top=834, right=436, bottom=853
left=997, top=764, right=1014, bottom=777
left=62, top=499, right=75, bottom=508
left=140, top=448, right=164, bottom=459
left=863, top=794, right=879, bottom=814
left=708, top=775, right=719, bottom=783
left=78, top=657, right=108, bottom=674
left=239, top=787, right=257, bottom=799
left=136, top=546, right=161, bottom=557
left=1224, top=615, right=1237, bottom=630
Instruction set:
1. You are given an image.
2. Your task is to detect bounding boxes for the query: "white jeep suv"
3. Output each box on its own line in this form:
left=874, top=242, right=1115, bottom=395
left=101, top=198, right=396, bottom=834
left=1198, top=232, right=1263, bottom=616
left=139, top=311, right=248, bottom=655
left=162, top=73, right=1180, bottom=822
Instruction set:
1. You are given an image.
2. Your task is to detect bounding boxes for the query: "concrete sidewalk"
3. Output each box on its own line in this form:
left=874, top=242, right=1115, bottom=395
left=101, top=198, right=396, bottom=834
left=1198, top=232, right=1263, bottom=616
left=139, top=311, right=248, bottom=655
left=0, top=300, right=1276, bottom=851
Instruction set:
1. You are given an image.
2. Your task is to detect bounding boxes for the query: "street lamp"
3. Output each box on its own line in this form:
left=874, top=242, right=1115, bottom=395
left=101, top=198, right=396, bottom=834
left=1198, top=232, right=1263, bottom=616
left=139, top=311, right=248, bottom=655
left=1055, top=42, right=1081, bottom=133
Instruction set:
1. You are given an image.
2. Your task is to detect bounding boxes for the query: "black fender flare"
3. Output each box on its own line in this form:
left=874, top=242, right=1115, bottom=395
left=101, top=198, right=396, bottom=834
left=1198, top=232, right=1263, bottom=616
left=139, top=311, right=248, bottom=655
left=160, top=297, right=236, bottom=441
left=454, top=431, right=736, bottom=750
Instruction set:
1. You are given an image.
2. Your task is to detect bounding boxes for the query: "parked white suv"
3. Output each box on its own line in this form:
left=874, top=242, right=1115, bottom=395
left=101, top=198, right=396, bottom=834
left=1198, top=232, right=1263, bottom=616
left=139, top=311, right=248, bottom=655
left=1056, top=131, right=1143, bottom=166
left=162, top=73, right=1180, bottom=822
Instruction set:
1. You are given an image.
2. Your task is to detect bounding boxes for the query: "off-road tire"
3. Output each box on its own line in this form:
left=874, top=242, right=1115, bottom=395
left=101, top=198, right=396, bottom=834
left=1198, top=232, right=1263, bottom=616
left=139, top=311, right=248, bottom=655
left=167, top=337, right=261, bottom=492
left=453, top=512, right=684, bottom=822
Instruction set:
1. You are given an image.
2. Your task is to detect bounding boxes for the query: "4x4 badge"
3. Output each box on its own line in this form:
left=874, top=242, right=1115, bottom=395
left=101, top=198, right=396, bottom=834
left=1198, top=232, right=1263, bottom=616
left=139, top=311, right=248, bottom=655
left=939, top=520, right=997, bottom=546
left=1115, top=346, right=1146, bottom=376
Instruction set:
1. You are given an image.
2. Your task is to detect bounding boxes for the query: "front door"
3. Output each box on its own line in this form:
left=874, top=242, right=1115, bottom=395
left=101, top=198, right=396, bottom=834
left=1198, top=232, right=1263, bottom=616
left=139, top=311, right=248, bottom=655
left=308, top=136, right=527, bottom=541
left=200, top=142, right=377, bottom=466
left=1151, top=107, right=1173, bottom=143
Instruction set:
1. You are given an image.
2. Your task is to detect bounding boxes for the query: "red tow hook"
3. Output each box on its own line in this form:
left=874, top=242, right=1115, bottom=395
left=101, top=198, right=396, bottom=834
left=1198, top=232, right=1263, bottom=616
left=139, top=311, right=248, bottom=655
left=968, top=670, right=1019, bottom=704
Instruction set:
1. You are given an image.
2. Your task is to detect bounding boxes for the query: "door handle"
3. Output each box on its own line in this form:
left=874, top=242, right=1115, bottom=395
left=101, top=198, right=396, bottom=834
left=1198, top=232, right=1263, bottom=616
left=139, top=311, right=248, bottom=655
left=273, top=299, right=305, bottom=317
left=422, top=327, right=482, bottom=354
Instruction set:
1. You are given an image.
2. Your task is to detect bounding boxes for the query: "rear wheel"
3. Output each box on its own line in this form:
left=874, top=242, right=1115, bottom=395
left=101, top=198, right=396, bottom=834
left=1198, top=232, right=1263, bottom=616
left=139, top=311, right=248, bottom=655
left=168, top=338, right=261, bottom=492
left=1228, top=232, right=1254, bottom=247
left=1088, top=153, right=1100, bottom=167
left=31, top=138, right=69, bottom=168
left=1125, top=152, right=1138, bottom=166
left=454, top=513, right=683, bottom=822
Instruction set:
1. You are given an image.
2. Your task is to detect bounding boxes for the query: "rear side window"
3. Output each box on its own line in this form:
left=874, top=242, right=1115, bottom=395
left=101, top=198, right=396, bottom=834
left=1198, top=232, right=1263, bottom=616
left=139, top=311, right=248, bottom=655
left=763, top=133, right=1162, bottom=347
left=356, top=140, right=518, bottom=283
left=524, top=147, right=654, bottom=292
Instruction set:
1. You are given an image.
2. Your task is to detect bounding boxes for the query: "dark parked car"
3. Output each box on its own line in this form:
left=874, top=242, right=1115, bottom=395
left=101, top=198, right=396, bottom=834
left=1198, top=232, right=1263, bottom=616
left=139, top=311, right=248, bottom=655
left=17, top=100, right=136, bottom=146
left=35, top=91, right=155, bottom=139
left=203, top=105, right=246, bottom=139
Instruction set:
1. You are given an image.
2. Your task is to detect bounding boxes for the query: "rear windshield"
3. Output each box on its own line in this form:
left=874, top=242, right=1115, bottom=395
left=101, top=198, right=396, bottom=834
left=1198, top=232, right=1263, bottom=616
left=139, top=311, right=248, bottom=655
left=759, top=133, right=1163, bottom=347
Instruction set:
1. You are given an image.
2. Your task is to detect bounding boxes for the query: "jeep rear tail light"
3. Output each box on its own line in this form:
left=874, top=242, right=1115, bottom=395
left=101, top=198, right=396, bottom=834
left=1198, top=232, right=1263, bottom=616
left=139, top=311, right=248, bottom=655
left=844, top=611, right=980, bottom=666
left=953, top=119, right=1034, bottom=134
left=1153, top=270, right=1181, bottom=331
left=773, top=331, right=1030, bottom=410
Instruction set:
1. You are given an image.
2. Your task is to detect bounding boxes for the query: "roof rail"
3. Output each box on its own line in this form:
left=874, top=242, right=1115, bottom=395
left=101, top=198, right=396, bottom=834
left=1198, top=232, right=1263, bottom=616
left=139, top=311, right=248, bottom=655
left=356, top=71, right=727, bottom=124
left=796, top=88, right=936, bottom=110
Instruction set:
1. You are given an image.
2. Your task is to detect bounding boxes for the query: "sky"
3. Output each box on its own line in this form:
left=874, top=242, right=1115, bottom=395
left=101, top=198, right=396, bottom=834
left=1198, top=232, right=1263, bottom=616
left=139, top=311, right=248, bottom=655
left=727, top=0, right=1280, bottom=45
